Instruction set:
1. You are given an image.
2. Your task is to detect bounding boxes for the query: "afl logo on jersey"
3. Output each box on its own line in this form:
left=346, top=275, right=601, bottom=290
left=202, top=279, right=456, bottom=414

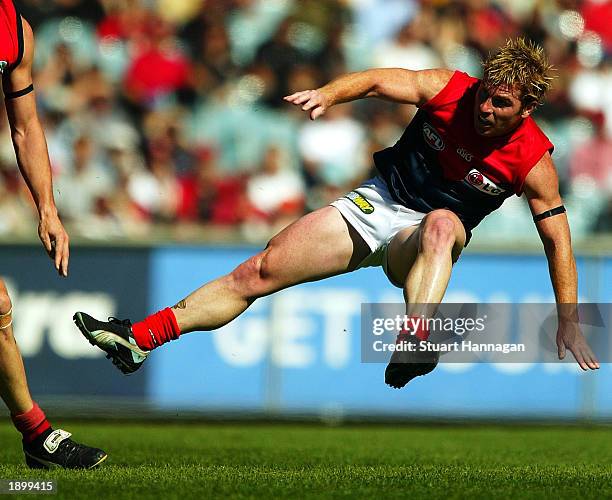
left=465, top=168, right=506, bottom=195
left=0, top=61, right=7, bottom=74
left=422, top=122, right=445, bottom=151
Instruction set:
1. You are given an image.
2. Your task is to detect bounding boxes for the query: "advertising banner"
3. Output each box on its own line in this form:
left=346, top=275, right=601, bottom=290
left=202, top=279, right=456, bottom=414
left=3, top=243, right=609, bottom=418
left=0, top=246, right=150, bottom=399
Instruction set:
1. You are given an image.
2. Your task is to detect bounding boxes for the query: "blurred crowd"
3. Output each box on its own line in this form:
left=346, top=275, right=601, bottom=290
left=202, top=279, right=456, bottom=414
left=0, top=0, right=611, bottom=243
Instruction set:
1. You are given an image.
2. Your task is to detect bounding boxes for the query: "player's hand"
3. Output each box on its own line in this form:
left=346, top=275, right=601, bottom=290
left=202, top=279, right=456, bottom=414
left=284, top=89, right=331, bottom=120
left=38, top=210, right=69, bottom=277
left=556, top=320, right=599, bottom=370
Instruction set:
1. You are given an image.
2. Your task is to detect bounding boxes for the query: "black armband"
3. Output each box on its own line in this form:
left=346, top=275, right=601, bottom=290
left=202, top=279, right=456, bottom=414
left=533, top=205, right=566, bottom=222
left=4, top=83, right=34, bottom=99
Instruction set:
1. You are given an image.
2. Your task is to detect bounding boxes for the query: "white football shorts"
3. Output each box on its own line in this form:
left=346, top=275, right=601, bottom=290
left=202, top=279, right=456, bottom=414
left=330, top=175, right=427, bottom=285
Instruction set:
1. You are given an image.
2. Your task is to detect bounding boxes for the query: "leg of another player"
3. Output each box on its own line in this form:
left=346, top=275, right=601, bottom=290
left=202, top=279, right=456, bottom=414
left=1, top=279, right=107, bottom=468
left=0, top=312, right=107, bottom=465
left=0, top=279, right=55, bottom=446
left=0, top=280, right=35, bottom=415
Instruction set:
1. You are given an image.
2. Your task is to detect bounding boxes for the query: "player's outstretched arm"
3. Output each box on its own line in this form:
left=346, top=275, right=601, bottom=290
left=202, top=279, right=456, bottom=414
left=284, top=68, right=453, bottom=120
left=524, top=153, right=599, bottom=371
left=3, top=17, right=69, bottom=277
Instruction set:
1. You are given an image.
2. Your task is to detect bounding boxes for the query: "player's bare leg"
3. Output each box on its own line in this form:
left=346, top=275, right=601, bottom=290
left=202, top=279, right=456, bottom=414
left=388, top=209, right=466, bottom=307
left=0, top=279, right=107, bottom=468
left=173, top=206, right=370, bottom=332
left=384, top=209, right=466, bottom=388
left=74, top=206, right=371, bottom=372
left=0, top=280, right=33, bottom=415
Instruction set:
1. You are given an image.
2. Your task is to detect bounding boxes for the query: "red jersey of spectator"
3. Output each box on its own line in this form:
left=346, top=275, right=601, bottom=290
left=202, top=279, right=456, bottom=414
left=124, top=45, right=191, bottom=103
left=176, top=149, right=247, bottom=225
left=122, top=14, right=191, bottom=103
left=0, top=0, right=23, bottom=74
left=581, top=0, right=612, bottom=52
left=374, top=70, right=554, bottom=238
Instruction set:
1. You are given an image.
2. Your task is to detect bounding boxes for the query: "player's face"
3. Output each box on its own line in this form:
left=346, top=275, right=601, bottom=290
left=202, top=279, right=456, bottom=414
left=474, top=83, right=535, bottom=137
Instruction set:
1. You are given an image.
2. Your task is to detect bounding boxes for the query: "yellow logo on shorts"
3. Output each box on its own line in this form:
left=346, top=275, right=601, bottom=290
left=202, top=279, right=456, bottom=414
left=346, top=192, right=374, bottom=214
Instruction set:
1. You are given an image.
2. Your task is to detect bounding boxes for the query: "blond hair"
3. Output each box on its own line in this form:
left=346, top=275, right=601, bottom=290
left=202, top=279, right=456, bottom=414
left=482, top=38, right=554, bottom=107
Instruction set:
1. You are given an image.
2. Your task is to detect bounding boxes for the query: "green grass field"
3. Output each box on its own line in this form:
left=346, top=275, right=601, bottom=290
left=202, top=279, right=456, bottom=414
left=1, top=422, right=611, bottom=499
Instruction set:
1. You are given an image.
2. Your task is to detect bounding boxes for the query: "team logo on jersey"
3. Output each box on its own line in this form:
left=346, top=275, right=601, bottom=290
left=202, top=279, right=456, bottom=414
left=467, top=171, right=483, bottom=185
left=422, top=122, right=445, bottom=151
left=346, top=191, right=374, bottom=214
left=0, top=61, right=7, bottom=74
left=465, top=168, right=506, bottom=195
left=456, top=148, right=473, bottom=162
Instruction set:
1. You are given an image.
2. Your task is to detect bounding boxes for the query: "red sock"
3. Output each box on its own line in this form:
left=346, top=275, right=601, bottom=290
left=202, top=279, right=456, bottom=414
left=132, top=307, right=181, bottom=350
left=11, top=402, right=51, bottom=443
left=400, top=316, right=430, bottom=341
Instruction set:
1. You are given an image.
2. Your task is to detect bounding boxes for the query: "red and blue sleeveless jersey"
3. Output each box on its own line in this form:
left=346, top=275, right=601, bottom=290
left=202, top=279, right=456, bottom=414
left=373, top=70, right=554, bottom=240
left=0, top=0, right=23, bottom=75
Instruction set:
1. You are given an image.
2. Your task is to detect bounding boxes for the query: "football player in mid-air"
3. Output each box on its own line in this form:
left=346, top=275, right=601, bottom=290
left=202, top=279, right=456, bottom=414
left=74, top=38, right=598, bottom=388
left=0, top=3, right=106, bottom=468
